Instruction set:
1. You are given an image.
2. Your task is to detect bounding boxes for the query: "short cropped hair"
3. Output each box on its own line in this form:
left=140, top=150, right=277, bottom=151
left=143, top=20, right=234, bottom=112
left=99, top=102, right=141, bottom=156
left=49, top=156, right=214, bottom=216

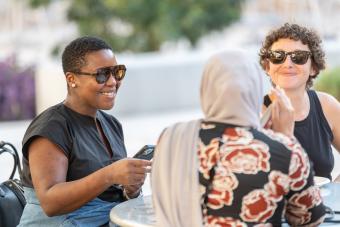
left=259, top=23, right=326, bottom=89
left=62, top=36, right=112, bottom=74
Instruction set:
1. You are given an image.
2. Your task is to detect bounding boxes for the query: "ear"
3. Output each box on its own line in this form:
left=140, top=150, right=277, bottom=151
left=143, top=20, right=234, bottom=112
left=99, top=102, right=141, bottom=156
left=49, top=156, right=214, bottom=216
left=65, top=72, right=76, bottom=88
left=310, top=64, right=317, bottom=77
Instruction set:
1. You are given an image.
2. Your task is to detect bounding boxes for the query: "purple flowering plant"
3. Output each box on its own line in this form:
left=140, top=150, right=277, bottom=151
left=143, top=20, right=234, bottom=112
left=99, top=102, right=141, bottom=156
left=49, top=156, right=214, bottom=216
left=0, top=55, right=36, bottom=121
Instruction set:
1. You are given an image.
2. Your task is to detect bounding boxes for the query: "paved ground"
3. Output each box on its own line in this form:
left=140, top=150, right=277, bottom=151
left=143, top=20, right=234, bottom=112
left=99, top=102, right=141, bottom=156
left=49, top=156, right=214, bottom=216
left=1, top=109, right=340, bottom=195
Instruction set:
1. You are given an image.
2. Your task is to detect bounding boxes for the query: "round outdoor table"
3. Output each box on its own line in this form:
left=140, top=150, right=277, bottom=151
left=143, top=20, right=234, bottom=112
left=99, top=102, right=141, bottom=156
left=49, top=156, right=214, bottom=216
left=110, top=195, right=155, bottom=227
left=110, top=182, right=340, bottom=227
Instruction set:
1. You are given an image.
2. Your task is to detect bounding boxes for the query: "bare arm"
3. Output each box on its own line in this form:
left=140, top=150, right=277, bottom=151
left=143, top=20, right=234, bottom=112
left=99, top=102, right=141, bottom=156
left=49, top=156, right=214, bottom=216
left=29, top=137, right=151, bottom=216
left=318, top=92, right=340, bottom=152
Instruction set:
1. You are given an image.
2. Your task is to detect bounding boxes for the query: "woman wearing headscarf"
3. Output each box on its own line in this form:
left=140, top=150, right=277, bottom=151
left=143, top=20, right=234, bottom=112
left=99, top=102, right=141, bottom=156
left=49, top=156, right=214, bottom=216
left=152, top=50, right=325, bottom=226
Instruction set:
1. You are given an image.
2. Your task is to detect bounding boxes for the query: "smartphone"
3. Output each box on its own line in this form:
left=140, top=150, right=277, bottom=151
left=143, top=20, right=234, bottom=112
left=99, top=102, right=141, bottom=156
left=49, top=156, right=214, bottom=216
left=260, top=104, right=272, bottom=127
left=133, top=145, right=155, bottom=160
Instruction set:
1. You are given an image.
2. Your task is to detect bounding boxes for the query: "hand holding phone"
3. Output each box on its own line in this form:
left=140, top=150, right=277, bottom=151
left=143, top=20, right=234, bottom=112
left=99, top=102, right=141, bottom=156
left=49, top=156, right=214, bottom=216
left=133, top=145, right=155, bottom=160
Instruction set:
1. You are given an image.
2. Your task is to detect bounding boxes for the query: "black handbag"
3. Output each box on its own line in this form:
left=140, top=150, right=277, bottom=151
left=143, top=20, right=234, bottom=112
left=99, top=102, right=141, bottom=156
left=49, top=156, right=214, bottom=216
left=0, top=141, right=26, bottom=227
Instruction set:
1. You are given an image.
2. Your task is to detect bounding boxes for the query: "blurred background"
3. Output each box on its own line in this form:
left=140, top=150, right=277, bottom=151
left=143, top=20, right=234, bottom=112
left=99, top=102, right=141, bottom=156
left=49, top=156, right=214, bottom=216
left=1, top=0, right=340, bottom=191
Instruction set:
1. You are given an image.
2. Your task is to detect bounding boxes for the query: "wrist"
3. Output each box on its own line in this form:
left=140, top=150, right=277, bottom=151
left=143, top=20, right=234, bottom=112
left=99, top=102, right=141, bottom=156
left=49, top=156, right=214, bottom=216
left=104, top=165, right=116, bottom=185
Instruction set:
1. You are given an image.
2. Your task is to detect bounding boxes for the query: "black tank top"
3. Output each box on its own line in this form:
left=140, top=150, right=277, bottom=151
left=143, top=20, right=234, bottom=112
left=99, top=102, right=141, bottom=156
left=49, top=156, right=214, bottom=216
left=264, top=90, right=334, bottom=179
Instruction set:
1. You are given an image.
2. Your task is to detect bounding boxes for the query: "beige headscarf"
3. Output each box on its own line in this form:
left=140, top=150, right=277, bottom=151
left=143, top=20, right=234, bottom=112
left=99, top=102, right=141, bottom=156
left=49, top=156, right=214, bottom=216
left=200, top=50, right=264, bottom=128
left=152, top=50, right=265, bottom=227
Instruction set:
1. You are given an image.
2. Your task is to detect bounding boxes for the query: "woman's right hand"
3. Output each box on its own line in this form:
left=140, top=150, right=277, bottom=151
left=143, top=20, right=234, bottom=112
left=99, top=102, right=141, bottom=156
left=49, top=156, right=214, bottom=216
left=108, top=158, right=152, bottom=186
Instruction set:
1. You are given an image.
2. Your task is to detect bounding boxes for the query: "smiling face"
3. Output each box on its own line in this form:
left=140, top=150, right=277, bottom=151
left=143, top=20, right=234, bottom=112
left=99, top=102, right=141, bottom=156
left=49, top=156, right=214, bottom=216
left=265, top=38, right=316, bottom=91
left=70, top=49, right=121, bottom=114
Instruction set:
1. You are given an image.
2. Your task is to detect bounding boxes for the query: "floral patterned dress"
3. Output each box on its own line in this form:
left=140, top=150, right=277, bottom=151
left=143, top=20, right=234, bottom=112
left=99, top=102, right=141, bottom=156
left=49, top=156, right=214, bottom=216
left=198, top=122, right=326, bottom=227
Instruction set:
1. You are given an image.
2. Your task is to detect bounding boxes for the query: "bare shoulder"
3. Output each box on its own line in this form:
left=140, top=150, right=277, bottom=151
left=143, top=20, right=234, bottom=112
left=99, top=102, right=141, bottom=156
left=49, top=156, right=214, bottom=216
left=316, top=91, right=340, bottom=129
left=316, top=91, right=340, bottom=109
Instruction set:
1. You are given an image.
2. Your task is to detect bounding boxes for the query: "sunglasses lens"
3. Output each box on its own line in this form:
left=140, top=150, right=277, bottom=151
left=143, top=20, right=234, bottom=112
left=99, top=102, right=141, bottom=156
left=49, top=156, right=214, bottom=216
left=269, top=51, right=286, bottom=64
left=291, top=51, right=310, bottom=65
left=95, top=65, right=126, bottom=84
left=268, top=50, right=311, bottom=65
left=96, top=69, right=110, bottom=84
left=113, top=65, right=126, bottom=81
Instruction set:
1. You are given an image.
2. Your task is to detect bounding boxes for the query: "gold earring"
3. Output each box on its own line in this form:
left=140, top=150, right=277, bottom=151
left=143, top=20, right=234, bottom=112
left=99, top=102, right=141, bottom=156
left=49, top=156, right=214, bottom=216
left=71, top=83, right=76, bottom=88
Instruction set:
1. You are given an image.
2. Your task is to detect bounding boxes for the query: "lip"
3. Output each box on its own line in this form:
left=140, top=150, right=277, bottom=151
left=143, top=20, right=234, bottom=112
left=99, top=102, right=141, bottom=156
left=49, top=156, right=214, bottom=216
left=99, top=90, right=116, bottom=97
left=280, top=72, right=296, bottom=77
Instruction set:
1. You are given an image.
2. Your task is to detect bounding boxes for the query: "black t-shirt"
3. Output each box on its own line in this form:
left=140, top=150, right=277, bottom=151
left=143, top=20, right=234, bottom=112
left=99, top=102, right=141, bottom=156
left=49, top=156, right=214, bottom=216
left=264, top=90, right=334, bottom=179
left=21, top=103, right=127, bottom=202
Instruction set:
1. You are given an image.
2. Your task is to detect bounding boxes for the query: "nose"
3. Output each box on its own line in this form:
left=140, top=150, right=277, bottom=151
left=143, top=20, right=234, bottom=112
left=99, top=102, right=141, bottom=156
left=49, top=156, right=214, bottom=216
left=105, top=73, right=117, bottom=86
left=282, top=54, right=294, bottom=66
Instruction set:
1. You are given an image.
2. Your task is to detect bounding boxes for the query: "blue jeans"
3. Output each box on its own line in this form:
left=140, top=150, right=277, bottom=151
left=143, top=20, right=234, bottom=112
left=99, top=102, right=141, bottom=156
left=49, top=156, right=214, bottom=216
left=18, top=187, right=119, bottom=227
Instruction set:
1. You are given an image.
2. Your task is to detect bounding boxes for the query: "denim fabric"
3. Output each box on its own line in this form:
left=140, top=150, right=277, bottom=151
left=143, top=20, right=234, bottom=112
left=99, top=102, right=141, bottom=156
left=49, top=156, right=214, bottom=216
left=18, top=187, right=119, bottom=227
left=64, top=197, right=118, bottom=227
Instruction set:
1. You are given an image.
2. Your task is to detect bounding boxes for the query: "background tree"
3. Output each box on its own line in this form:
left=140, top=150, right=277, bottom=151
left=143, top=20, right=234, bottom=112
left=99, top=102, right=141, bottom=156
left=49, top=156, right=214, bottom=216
left=29, top=0, right=243, bottom=52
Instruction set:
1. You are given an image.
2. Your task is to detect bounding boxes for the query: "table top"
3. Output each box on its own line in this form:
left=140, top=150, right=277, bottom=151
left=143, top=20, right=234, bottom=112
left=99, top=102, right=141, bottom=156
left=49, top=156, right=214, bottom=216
left=110, top=195, right=155, bottom=227
left=110, top=183, right=340, bottom=227
left=322, top=182, right=340, bottom=211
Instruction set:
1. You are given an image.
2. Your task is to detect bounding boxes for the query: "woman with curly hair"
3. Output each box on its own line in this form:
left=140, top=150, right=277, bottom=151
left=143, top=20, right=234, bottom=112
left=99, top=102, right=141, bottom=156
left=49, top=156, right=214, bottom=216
left=259, top=23, right=340, bottom=181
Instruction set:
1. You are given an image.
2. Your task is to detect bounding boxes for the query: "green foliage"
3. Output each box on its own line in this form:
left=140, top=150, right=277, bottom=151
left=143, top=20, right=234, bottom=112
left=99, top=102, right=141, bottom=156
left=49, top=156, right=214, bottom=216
left=28, top=0, right=243, bottom=52
left=29, top=0, right=52, bottom=8
left=314, top=67, right=340, bottom=101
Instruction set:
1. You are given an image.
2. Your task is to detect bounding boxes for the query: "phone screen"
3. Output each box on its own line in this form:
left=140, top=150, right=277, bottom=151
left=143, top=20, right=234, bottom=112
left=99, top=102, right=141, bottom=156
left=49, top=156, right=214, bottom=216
left=133, top=145, right=155, bottom=160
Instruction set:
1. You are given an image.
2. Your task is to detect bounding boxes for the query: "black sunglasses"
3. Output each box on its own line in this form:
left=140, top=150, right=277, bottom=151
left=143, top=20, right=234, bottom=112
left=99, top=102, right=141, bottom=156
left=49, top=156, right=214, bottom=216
left=72, top=65, right=126, bottom=84
left=266, top=50, right=312, bottom=65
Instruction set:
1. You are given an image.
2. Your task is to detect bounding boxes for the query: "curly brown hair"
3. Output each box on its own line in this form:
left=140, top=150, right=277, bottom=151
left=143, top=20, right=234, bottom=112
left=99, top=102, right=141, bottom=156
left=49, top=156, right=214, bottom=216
left=259, top=23, right=326, bottom=89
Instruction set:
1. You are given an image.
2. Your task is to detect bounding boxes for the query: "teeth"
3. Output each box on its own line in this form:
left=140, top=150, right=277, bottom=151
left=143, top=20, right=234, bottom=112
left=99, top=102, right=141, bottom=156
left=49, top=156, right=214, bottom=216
left=101, top=92, right=115, bottom=97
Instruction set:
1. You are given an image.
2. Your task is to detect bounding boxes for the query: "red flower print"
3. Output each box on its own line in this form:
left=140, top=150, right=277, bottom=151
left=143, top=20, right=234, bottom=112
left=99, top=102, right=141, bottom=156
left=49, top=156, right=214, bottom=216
left=265, top=171, right=290, bottom=201
left=289, top=147, right=310, bottom=191
left=240, top=190, right=276, bottom=222
left=261, top=128, right=310, bottom=191
left=207, top=166, right=238, bottom=208
left=213, top=165, right=238, bottom=190
left=198, top=138, right=220, bottom=179
left=206, top=215, right=247, bottom=227
left=207, top=189, right=234, bottom=209
left=261, top=128, right=292, bottom=145
left=288, top=186, right=323, bottom=210
left=222, top=128, right=253, bottom=146
left=285, top=207, right=312, bottom=226
left=221, top=140, right=270, bottom=174
left=286, top=186, right=323, bottom=225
